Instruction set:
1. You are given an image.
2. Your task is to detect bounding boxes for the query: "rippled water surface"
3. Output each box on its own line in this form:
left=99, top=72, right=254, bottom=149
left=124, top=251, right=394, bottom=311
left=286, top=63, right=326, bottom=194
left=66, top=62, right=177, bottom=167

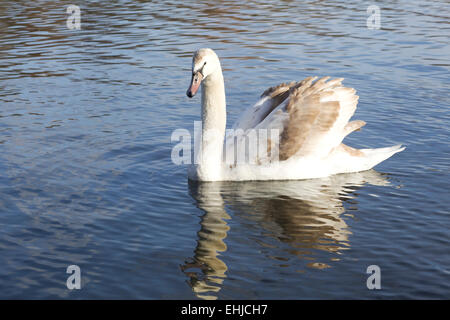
left=0, top=0, right=449, bottom=299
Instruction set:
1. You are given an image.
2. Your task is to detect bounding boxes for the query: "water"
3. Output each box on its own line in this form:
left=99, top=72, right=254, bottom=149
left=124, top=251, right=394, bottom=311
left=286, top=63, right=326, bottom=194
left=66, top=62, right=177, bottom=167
left=0, top=0, right=449, bottom=299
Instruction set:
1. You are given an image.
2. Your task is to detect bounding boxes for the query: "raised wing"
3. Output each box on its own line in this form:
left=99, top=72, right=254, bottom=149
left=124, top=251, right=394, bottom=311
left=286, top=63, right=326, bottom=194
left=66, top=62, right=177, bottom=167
left=278, top=76, right=362, bottom=160
left=229, top=76, right=365, bottom=164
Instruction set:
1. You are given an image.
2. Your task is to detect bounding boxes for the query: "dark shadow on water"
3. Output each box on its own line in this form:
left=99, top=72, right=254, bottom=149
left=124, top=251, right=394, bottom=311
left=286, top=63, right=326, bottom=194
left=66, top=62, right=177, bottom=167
left=181, top=170, right=390, bottom=300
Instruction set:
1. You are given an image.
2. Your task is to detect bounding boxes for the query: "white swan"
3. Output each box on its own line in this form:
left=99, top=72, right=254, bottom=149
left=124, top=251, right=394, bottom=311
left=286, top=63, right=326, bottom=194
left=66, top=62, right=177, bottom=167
left=186, top=48, right=404, bottom=181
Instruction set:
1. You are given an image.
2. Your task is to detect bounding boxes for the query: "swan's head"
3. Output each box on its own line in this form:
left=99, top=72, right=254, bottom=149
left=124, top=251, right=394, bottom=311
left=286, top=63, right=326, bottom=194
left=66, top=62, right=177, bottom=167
left=187, top=48, right=220, bottom=98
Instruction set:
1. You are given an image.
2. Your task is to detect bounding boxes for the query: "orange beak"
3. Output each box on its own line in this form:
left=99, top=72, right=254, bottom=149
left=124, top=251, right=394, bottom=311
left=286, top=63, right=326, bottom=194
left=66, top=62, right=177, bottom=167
left=186, top=72, right=203, bottom=98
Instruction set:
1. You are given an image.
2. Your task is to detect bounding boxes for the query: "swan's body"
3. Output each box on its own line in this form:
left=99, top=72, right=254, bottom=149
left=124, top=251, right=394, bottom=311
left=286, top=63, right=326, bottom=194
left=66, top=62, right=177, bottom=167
left=186, top=48, right=404, bottom=182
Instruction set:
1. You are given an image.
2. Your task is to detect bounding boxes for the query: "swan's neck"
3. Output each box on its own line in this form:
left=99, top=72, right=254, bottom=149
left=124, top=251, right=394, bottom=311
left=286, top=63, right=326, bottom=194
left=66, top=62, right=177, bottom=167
left=196, top=67, right=226, bottom=181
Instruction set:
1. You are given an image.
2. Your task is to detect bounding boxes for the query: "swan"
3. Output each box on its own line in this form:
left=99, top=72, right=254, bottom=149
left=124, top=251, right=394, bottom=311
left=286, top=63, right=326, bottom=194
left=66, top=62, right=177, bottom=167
left=186, top=48, right=404, bottom=181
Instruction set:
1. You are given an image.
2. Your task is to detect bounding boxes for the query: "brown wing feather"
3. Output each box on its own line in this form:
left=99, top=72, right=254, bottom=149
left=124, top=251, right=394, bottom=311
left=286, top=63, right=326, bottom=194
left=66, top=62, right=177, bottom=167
left=279, top=77, right=347, bottom=160
left=257, top=77, right=322, bottom=123
left=256, top=81, right=298, bottom=123
left=234, top=77, right=325, bottom=131
left=344, top=120, right=366, bottom=137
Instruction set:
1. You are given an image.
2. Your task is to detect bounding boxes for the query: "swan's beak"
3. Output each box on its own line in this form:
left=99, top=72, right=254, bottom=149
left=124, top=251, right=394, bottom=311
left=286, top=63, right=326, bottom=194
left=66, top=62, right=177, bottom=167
left=186, top=72, right=203, bottom=98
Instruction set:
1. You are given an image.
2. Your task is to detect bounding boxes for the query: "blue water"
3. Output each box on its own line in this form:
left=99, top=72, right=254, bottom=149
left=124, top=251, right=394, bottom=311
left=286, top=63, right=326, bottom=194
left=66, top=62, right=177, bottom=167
left=0, top=0, right=449, bottom=299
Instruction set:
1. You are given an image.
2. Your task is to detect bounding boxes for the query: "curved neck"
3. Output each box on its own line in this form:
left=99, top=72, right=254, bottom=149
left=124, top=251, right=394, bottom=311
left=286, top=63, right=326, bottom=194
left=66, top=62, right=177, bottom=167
left=196, top=67, right=226, bottom=181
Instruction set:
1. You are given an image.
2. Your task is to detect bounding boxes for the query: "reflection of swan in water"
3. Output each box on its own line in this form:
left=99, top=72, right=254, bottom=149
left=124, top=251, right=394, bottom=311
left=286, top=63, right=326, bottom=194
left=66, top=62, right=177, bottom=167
left=181, top=181, right=230, bottom=300
left=181, top=170, right=390, bottom=300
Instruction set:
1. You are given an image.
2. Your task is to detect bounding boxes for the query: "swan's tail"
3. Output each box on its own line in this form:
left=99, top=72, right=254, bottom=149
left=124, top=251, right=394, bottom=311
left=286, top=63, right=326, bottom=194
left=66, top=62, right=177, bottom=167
left=360, top=144, right=405, bottom=170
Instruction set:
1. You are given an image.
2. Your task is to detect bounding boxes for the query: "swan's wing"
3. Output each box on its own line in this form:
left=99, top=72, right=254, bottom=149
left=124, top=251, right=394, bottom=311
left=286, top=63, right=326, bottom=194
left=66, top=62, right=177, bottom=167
left=227, top=76, right=364, bottom=164
left=251, top=76, right=365, bottom=162
left=231, top=81, right=301, bottom=131
left=278, top=76, right=363, bottom=160
left=225, top=80, right=298, bottom=165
